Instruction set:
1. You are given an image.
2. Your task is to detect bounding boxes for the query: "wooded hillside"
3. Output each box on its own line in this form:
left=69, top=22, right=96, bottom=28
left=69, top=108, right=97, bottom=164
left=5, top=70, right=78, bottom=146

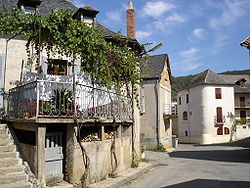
left=171, top=69, right=250, bottom=100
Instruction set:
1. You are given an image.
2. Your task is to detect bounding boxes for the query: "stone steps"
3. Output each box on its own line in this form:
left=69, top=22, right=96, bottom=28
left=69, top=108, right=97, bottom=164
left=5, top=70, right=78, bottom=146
left=0, top=172, right=27, bottom=184
left=0, top=124, right=32, bottom=188
left=0, top=180, right=31, bottom=188
left=0, top=165, right=25, bottom=175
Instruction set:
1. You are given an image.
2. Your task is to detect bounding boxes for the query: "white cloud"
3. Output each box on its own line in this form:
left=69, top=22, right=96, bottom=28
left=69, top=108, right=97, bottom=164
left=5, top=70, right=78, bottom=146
left=176, top=48, right=202, bottom=71
left=208, top=0, right=249, bottom=29
left=136, top=31, right=152, bottom=41
left=142, top=1, right=175, bottom=17
left=153, top=13, right=187, bottom=31
left=193, top=28, right=205, bottom=40
left=104, top=10, right=122, bottom=24
left=180, top=48, right=199, bottom=58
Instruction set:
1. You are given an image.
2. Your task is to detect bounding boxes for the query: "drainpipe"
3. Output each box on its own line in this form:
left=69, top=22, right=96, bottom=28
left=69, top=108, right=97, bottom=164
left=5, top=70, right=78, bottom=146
left=2, top=34, right=18, bottom=118
left=154, top=76, right=161, bottom=145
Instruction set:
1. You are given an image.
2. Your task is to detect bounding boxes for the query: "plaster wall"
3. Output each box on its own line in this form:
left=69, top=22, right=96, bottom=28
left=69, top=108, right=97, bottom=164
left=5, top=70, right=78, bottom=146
left=178, top=85, right=235, bottom=144
left=66, top=124, right=132, bottom=185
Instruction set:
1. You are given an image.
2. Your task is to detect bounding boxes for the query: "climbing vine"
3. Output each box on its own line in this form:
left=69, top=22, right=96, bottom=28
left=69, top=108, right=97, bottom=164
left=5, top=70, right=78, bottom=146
left=0, top=7, right=146, bottom=96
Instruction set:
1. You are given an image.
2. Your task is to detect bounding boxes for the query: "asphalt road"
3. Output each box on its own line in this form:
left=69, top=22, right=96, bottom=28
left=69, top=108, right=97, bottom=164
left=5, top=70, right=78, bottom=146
left=122, top=137, right=250, bottom=188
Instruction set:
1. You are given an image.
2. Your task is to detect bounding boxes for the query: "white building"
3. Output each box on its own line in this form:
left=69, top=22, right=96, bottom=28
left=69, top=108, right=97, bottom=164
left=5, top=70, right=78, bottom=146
left=178, top=69, right=235, bottom=144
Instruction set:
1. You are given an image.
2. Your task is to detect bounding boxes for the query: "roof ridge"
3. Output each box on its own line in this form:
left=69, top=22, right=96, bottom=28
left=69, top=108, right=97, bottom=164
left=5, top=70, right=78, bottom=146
left=204, top=69, right=210, bottom=83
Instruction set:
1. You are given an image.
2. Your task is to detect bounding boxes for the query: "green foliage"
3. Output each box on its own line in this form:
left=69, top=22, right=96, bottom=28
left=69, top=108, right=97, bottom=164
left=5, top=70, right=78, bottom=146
left=152, top=144, right=166, bottom=152
left=172, top=75, right=194, bottom=100
left=0, top=7, right=145, bottom=99
left=131, top=159, right=140, bottom=168
left=220, top=69, right=250, bottom=75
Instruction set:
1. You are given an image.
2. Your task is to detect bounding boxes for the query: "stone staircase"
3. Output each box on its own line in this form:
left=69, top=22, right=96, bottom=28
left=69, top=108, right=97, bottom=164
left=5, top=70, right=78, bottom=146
left=0, top=124, right=32, bottom=188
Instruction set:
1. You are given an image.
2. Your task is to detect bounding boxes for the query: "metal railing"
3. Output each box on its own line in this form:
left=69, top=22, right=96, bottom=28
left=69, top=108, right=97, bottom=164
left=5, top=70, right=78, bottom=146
left=163, top=104, right=178, bottom=116
left=214, top=115, right=226, bottom=125
left=235, top=102, right=250, bottom=108
left=8, top=80, right=132, bottom=120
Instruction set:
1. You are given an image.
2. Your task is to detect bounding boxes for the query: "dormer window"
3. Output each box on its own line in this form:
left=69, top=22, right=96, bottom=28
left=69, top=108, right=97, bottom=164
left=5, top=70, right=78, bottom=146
left=18, top=0, right=41, bottom=14
left=73, top=5, right=99, bottom=27
left=235, top=78, right=246, bottom=87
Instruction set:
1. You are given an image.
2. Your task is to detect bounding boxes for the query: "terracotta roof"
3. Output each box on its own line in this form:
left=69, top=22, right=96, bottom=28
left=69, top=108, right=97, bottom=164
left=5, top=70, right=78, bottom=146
left=240, top=36, right=250, bottom=48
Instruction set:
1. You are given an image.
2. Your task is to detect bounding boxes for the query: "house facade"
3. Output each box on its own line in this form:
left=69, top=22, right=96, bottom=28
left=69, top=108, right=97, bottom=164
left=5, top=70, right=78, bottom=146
left=220, top=74, right=250, bottom=140
left=0, top=0, right=141, bottom=187
left=140, top=54, right=175, bottom=149
left=178, top=70, right=235, bottom=144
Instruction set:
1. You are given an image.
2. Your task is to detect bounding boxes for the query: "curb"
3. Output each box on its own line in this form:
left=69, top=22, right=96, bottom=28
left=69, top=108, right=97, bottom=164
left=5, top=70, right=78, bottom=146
left=105, top=154, right=169, bottom=188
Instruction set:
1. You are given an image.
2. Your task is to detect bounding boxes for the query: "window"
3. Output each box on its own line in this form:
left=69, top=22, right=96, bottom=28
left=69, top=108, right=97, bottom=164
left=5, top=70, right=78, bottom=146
left=240, top=97, right=245, bottom=107
left=185, top=131, right=188, bottom=136
left=179, top=97, right=181, bottom=105
left=240, top=111, right=246, bottom=121
left=140, top=89, right=145, bottom=114
left=183, top=111, right=188, bottom=120
left=215, top=88, right=221, bottom=99
left=217, top=127, right=223, bottom=135
left=186, top=94, right=189, bottom=103
left=224, top=127, right=230, bottom=135
left=47, top=59, right=68, bottom=75
left=216, top=107, right=223, bottom=123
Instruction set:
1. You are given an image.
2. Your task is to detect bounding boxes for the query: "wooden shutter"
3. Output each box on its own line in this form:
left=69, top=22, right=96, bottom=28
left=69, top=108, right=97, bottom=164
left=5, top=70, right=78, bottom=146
left=215, top=88, right=221, bottom=99
left=217, top=127, right=223, bottom=135
left=224, top=127, right=230, bottom=135
left=216, top=107, right=222, bottom=123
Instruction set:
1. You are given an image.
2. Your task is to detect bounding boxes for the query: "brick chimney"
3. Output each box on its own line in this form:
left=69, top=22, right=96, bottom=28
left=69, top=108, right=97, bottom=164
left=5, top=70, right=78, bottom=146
left=127, top=1, right=135, bottom=38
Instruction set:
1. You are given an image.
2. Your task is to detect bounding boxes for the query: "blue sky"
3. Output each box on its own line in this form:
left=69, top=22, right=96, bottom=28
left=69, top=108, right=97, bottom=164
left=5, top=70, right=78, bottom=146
left=72, top=0, right=250, bottom=77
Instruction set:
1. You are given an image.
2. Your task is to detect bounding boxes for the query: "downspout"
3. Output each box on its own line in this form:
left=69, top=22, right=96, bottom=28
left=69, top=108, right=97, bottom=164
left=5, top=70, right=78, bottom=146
left=155, top=76, right=161, bottom=145
left=3, top=34, right=18, bottom=118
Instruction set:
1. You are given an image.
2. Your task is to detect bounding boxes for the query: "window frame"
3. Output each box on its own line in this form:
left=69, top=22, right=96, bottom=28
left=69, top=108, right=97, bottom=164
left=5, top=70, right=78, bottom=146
left=183, top=111, right=188, bottom=120
left=215, top=88, right=222, bottom=99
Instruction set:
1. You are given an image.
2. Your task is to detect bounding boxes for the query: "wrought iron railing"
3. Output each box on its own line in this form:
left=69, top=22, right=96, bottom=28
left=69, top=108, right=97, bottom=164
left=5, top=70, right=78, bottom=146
left=235, top=102, right=250, bottom=108
left=8, top=80, right=132, bottom=120
left=214, top=115, right=226, bottom=125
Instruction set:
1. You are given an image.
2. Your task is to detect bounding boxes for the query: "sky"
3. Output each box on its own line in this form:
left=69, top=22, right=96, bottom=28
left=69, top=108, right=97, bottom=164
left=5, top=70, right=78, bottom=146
left=72, top=0, right=250, bottom=77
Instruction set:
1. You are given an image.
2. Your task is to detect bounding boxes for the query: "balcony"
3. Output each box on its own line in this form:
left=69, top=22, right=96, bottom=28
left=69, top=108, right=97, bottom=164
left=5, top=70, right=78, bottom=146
left=214, top=115, right=225, bottom=125
left=235, top=102, right=250, bottom=109
left=7, top=80, right=132, bottom=122
left=163, top=104, right=178, bottom=117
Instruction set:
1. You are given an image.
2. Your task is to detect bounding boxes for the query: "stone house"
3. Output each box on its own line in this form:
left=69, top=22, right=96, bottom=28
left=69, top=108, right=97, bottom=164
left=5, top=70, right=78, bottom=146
left=0, top=0, right=141, bottom=187
left=178, top=69, right=250, bottom=145
left=140, top=54, right=175, bottom=149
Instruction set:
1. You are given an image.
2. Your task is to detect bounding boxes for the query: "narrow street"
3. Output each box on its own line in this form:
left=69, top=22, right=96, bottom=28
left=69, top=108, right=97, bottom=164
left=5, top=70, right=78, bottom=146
left=123, top=138, right=250, bottom=188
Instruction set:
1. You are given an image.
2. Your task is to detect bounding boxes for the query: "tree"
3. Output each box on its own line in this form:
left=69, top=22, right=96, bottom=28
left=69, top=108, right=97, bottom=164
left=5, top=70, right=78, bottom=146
left=0, top=7, right=145, bottom=187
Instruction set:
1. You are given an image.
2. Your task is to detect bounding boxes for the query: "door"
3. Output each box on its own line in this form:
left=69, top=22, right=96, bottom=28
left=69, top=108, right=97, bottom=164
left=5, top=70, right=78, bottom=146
left=45, top=132, right=64, bottom=178
left=240, top=111, right=246, bottom=121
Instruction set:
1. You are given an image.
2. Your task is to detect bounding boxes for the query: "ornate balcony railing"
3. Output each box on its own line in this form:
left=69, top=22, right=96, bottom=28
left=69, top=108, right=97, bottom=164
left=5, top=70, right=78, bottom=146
left=214, top=115, right=226, bottom=125
left=7, top=80, right=132, bottom=121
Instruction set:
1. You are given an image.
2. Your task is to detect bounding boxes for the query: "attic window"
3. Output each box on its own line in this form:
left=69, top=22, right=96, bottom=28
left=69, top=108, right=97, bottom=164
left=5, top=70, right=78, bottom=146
left=235, top=78, right=246, bottom=87
left=18, top=0, right=41, bottom=14
left=23, top=6, right=36, bottom=14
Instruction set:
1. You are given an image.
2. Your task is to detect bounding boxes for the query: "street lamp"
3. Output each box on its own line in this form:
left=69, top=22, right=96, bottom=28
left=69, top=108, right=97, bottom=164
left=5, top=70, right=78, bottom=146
left=240, top=36, right=250, bottom=67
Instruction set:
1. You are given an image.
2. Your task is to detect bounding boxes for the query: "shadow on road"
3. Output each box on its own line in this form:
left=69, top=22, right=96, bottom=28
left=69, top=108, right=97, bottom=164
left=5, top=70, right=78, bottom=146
left=169, top=149, right=250, bottom=163
left=161, top=179, right=250, bottom=188
left=195, top=137, right=250, bottom=148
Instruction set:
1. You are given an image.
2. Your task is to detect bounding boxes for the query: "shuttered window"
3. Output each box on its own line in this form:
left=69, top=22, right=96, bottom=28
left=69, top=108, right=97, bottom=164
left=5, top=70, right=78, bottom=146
left=216, top=107, right=222, bottom=123
left=215, top=88, right=221, bottom=99
left=183, top=111, right=188, bottom=120
left=217, top=127, right=223, bottom=135
left=224, top=127, right=230, bottom=135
